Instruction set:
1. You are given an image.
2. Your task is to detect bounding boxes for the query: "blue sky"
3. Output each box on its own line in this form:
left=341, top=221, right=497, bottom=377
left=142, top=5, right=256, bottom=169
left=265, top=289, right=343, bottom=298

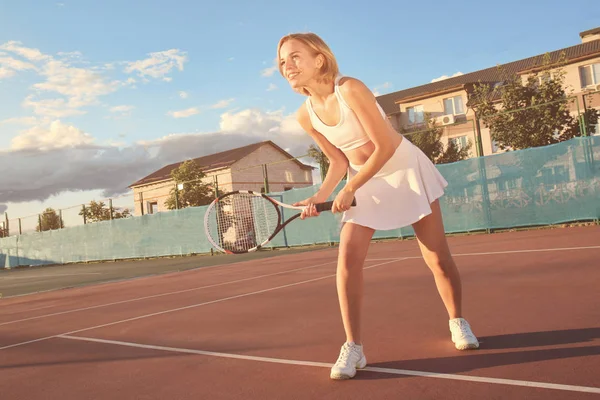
left=0, top=0, right=599, bottom=224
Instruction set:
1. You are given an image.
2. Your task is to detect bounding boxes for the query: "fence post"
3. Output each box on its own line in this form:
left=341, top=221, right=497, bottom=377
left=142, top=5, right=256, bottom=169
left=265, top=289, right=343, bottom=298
left=262, top=164, right=270, bottom=194
left=575, top=96, right=587, bottom=137
left=58, top=211, right=63, bottom=229
left=109, top=199, right=114, bottom=220
left=38, top=214, right=42, bottom=232
left=213, top=175, right=219, bottom=198
left=4, top=213, right=8, bottom=237
left=174, top=184, right=179, bottom=209
left=139, top=192, right=144, bottom=216
left=18, top=218, right=22, bottom=235
left=82, top=204, right=87, bottom=224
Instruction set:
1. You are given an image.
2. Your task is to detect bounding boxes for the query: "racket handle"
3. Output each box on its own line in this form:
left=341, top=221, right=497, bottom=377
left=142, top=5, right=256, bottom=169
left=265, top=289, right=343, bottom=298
left=315, top=198, right=357, bottom=212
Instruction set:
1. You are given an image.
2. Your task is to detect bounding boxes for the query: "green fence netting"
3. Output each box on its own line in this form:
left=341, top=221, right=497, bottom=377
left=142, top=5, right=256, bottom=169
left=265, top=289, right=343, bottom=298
left=1, top=136, right=598, bottom=268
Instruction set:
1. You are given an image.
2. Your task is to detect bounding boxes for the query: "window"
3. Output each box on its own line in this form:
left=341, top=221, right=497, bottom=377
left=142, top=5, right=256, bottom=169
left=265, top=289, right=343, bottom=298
left=406, top=105, right=424, bottom=124
left=538, top=71, right=557, bottom=85
left=443, top=96, right=464, bottom=115
left=449, top=135, right=468, bottom=150
left=147, top=201, right=158, bottom=214
left=285, top=171, right=293, bottom=182
left=579, top=63, right=600, bottom=88
left=491, top=140, right=500, bottom=154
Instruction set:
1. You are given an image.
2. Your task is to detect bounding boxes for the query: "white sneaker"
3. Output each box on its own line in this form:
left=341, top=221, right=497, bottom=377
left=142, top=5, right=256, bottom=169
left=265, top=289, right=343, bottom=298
left=330, top=342, right=367, bottom=380
left=449, top=318, right=479, bottom=350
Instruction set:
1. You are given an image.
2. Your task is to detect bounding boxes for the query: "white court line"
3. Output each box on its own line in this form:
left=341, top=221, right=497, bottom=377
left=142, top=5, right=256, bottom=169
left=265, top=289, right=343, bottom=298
left=366, top=245, right=600, bottom=261
left=0, top=260, right=341, bottom=327
left=58, top=335, right=600, bottom=394
left=4, top=244, right=598, bottom=326
left=0, top=259, right=402, bottom=350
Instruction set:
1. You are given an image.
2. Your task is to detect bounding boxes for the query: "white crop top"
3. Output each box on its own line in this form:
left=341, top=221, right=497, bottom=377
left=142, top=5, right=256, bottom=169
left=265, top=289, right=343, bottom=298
left=305, top=75, right=388, bottom=152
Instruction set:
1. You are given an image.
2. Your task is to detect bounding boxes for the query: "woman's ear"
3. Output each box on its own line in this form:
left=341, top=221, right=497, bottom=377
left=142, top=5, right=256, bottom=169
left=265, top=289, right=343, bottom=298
left=316, top=54, right=324, bottom=68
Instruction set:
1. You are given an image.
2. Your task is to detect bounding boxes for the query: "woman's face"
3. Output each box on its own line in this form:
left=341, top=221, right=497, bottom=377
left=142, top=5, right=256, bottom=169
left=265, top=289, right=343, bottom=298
left=279, top=39, right=322, bottom=91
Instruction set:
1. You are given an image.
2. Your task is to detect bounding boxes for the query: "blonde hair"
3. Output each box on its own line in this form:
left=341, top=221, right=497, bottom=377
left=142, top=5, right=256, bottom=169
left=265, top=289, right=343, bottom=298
left=277, top=33, right=339, bottom=95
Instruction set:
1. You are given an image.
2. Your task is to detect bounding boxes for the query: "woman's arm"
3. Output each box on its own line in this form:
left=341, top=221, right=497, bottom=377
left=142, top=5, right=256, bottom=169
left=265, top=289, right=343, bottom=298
left=297, top=103, right=349, bottom=203
left=338, top=77, right=397, bottom=193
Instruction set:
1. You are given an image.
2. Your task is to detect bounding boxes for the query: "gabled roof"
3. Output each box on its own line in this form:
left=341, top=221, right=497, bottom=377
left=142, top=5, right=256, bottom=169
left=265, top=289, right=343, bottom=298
left=376, top=35, right=600, bottom=114
left=129, top=140, right=312, bottom=188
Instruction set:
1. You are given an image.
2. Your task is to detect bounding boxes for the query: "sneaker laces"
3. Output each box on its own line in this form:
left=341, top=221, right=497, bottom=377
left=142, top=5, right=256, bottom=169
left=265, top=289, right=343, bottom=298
left=335, top=343, right=356, bottom=365
left=454, top=320, right=472, bottom=338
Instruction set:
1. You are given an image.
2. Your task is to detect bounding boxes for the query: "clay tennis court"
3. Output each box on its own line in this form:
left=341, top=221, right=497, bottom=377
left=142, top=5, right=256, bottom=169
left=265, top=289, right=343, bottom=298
left=0, top=225, right=599, bottom=399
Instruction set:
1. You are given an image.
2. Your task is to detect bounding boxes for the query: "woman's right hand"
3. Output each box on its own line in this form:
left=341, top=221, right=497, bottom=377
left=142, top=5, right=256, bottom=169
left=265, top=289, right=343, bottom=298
left=293, top=196, right=321, bottom=220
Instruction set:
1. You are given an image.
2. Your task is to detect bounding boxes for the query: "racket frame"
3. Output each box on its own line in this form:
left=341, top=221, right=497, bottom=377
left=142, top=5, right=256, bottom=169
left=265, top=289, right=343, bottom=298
left=203, top=190, right=348, bottom=254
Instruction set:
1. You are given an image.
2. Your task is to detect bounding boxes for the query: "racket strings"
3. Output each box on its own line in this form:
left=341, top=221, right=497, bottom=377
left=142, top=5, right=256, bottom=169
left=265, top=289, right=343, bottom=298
left=206, top=194, right=280, bottom=253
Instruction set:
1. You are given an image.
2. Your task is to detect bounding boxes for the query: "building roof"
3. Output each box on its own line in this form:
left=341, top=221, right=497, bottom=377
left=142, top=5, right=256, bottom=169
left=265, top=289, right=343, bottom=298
left=129, top=140, right=312, bottom=188
left=580, top=27, right=600, bottom=38
left=376, top=33, right=600, bottom=114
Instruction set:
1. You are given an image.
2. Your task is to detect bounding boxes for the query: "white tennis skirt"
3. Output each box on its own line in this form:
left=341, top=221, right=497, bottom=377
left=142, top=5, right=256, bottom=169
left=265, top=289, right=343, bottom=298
left=342, top=137, right=448, bottom=231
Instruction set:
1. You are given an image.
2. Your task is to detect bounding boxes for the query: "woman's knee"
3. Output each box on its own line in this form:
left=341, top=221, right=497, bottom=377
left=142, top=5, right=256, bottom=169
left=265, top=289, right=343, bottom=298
left=423, top=250, right=454, bottom=275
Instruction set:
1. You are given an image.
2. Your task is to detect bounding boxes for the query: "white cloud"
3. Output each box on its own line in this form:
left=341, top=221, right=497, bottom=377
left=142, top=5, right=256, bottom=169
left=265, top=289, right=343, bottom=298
left=431, top=71, right=464, bottom=83
left=11, top=120, right=95, bottom=150
left=33, top=59, right=120, bottom=109
left=266, top=83, right=277, bottom=91
left=110, top=105, right=134, bottom=113
left=210, top=98, right=235, bottom=109
left=0, top=116, right=40, bottom=125
left=124, top=49, right=188, bottom=82
left=1, top=41, right=122, bottom=117
left=0, top=67, right=16, bottom=79
left=22, top=95, right=86, bottom=118
left=261, top=57, right=279, bottom=77
left=179, top=91, right=189, bottom=99
left=0, top=55, right=37, bottom=78
left=167, top=107, right=200, bottom=118
left=372, top=82, right=392, bottom=96
left=0, top=41, right=51, bottom=62
left=0, top=108, right=314, bottom=204
left=108, top=105, right=134, bottom=118
left=261, top=65, right=278, bottom=77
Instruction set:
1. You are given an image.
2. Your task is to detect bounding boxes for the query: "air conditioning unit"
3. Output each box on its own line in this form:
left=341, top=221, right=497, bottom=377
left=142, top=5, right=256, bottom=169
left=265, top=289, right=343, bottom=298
left=437, top=114, right=455, bottom=126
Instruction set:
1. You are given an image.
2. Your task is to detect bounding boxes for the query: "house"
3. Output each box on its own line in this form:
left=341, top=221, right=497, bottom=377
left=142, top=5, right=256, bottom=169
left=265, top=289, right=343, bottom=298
left=128, top=141, right=314, bottom=216
left=376, top=27, right=600, bottom=157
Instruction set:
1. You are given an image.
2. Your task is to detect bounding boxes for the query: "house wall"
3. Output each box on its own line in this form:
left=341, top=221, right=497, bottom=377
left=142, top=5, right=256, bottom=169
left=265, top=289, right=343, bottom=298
left=129, top=143, right=313, bottom=216
left=230, top=144, right=313, bottom=193
left=131, top=169, right=232, bottom=216
left=395, top=90, right=484, bottom=157
left=388, top=54, right=600, bottom=159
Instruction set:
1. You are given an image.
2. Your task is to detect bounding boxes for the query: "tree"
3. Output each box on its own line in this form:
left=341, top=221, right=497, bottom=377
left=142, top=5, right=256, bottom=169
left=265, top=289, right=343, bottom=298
left=403, top=113, right=472, bottom=164
left=37, top=208, right=64, bottom=232
left=79, top=201, right=131, bottom=223
left=164, top=160, right=215, bottom=210
left=307, top=144, right=329, bottom=181
left=470, top=52, right=598, bottom=151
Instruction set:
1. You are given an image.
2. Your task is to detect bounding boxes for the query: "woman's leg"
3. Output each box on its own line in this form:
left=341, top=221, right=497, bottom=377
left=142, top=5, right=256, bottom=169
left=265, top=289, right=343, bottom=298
left=336, top=222, right=375, bottom=344
left=412, top=199, right=462, bottom=318
left=330, top=222, right=374, bottom=379
left=412, top=199, right=479, bottom=350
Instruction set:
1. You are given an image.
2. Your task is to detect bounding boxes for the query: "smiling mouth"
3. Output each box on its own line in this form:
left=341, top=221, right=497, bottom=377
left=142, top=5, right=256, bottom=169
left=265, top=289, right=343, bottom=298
left=288, top=72, right=299, bottom=79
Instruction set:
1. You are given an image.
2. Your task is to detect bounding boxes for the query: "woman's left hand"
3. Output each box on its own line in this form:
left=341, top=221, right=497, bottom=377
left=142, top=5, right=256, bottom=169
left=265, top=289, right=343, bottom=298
left=332, top=187, right=355, bottom=214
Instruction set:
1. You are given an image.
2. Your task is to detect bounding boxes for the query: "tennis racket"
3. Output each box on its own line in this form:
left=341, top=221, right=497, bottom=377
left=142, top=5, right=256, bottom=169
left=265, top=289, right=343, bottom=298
left=203, top=190, right=356, bottom=254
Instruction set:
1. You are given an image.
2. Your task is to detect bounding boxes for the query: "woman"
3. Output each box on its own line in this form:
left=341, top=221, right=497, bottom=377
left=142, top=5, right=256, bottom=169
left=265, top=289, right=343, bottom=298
left=277, top=32, right=479, bottom=380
